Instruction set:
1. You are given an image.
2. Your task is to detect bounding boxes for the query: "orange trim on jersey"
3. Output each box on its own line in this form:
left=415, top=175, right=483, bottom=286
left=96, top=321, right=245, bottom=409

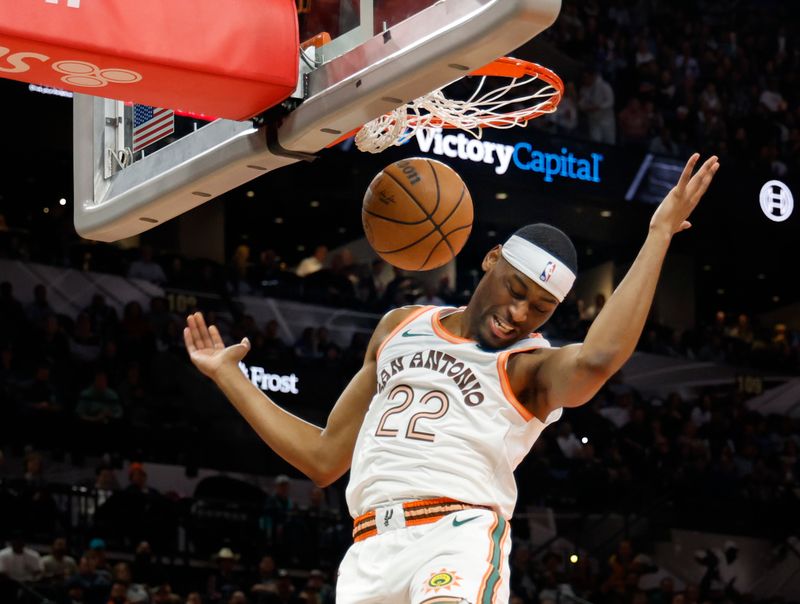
left=496, top=343, right=549, bottom=422
left=496, top=350, right=534, bottom=422
left=376, top=305, right=434, bottom=360
left=432, top=308, right=475, bottom=344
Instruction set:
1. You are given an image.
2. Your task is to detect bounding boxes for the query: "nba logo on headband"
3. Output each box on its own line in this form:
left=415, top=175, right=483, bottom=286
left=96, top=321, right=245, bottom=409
left=501, top=236, right=576, bottom=302
left=539, top=261, right=556, bottom=283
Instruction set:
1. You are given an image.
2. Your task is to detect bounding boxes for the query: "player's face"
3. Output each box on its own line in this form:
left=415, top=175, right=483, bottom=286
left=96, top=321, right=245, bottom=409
left=468, top=246, right=559, bottom=350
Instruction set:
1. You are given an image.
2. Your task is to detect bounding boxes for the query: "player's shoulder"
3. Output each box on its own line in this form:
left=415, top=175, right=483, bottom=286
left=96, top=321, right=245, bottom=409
left=376, top=305, right=433, bottom=336
left=365, top=305, right=433, bottom=360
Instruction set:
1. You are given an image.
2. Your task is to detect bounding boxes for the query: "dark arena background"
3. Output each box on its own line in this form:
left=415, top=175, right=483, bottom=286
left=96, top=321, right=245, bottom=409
left=1, top=0, right=800, bottom=603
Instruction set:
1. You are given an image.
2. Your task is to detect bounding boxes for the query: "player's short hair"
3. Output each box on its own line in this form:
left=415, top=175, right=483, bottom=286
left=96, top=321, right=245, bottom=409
left=510, top=224, right=578, bottom=275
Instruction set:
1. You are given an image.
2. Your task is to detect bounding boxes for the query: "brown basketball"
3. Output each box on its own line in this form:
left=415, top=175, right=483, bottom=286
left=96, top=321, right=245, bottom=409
left=362, top=158, right=473, bottom=271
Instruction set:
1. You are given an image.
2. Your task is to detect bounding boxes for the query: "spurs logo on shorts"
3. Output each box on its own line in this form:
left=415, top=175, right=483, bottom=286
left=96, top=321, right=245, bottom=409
left=423, top=569, right=462, bottom=594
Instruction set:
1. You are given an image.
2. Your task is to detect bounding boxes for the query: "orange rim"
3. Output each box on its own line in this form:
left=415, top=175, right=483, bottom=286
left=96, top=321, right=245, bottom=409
left=424, top=56, right=563, bottom=129
left=337, top=56, right=564, bottom=148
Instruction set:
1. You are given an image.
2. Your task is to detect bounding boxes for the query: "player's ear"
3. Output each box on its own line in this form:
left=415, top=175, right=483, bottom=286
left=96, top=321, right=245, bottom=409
left=482, top=245, right=502, bottom=272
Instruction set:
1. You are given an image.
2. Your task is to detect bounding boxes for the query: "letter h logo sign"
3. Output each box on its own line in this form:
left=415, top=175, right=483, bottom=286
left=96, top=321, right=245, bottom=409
left=45, top=0, right=81, bottom=8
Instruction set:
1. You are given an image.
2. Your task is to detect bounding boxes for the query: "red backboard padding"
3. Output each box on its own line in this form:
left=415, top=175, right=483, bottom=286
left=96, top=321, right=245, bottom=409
left=0, top=0, right=299, bottom=120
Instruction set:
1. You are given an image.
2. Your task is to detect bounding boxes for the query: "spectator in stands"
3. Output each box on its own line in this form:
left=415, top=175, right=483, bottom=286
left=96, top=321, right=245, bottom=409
left=73, top=551, right=112, bottom=604
left=66, top=578, right=90, bottom=604
left=151, top=581, right=180, bottom=604
left=299, top=569, right=333, bottom=604
left=89, top=538, right=112, bottom=582
left=261, top=320, right=287, bottom=363
left=553, top=81, right=579, bottom=134
left=690, top=394, right=713, bottom=428
left=618, top=98, right=651, bottom=146
left=0, top=281, right=26, bottom=342
left=109, top=580, right=134, bottom=604
left=118, top=363, right=148, bottom=421
left=250, top=555, right=278, bottom=603
left=36, top=314, right=71, bottom=368
left=206, top=548, right=243, bottom=604
left=414, top=282, right=445, bottom=306
left=120, top=301, right=155, bottom=361
left=165, top=257, right=191, bottom=290
left=295, top=245, right=327, bottom=278
left=602, top=539, right=638, bottom=595
left=649, top=127, right=680, bottom=157
left=147, top=297, right=174, bottom=343
left=71, top=311, right=103, bottom=367
left=84, top=294, right=119, bottom=341
left=578, top=67, right=616, bottom=144
left=18, top=360, right=63, bottom=442
left=131, top=542, right=158, bottom=589
left=118, top=466, right=172, bottom=551
left=128, top=246, right=167, bottom=285
left=294, top=327, right=320, bottom=360
left=229, top=243, right=252, bottom=295
left=228, top=591, right=248, bottom=604
left=273, top=569, right=303, bottom=604
left=304, top=251, right=357, bottom=306
left=76, top=371, right=123, bottom=424
left=264, top=475, right=295, bottom=560
left=0, top=534, right=43, bottom=583
left=26, top=283, right=54, bottom=330
left=509, top=545, right=537, bottom=603
left=315, top=327, right=338, bottom=358
left=23, top=450, right=46, bottom=486
left=41, top=536, right=78, bottom=583
left=112, top=561, right=149, bottom=604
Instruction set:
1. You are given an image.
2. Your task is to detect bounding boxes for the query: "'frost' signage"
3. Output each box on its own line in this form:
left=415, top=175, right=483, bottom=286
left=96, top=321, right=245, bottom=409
left=239, top=363, right=300, bottom=395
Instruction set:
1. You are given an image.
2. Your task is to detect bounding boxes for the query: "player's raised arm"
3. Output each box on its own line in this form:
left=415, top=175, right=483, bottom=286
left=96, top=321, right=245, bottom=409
left=533, top=154, right=720, bottom=411
left=184, top=309, right=409, bottom=487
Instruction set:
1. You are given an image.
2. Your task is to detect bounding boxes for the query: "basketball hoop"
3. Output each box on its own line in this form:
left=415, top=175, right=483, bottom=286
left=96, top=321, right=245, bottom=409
left=355, top=56, right=564, bottom=154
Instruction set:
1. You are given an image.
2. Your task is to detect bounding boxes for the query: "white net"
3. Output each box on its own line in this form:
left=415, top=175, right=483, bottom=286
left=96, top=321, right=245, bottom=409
left=355, top=65, right=562, bottom=154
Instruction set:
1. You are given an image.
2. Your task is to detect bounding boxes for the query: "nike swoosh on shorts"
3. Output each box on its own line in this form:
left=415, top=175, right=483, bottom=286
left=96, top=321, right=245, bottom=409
left=452, top=515, right=481, bottom=527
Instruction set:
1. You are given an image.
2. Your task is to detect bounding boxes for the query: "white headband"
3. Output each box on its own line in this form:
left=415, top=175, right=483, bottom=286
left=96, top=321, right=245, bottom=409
left=500, top=235, right=576, bottom=302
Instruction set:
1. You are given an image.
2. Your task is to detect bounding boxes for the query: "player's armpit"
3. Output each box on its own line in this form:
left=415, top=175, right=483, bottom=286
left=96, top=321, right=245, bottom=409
left=507, top=343, right=609, bottom=418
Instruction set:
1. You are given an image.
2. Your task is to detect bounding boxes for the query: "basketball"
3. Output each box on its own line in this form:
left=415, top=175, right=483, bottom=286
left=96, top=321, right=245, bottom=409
left=362, top=158, right=474, bottom=271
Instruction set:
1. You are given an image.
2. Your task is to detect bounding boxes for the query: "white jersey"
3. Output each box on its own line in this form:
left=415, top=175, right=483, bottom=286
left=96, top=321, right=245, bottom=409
left=346, top=306, right=562, bottom=519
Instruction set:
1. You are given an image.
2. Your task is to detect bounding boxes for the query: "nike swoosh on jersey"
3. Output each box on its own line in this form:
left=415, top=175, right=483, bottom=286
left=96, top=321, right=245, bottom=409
left=452, top=515, right=481, bottom=527
left=402, top=330, right=431, bottom=337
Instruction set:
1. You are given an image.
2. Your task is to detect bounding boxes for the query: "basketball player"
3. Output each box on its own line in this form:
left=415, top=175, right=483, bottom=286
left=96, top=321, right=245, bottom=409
left=184, top=153, right=719, bottom=603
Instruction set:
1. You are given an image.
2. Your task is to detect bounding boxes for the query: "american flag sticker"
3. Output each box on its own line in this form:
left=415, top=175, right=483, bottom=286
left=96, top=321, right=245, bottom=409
left=132, top=105, right=175, bottom=152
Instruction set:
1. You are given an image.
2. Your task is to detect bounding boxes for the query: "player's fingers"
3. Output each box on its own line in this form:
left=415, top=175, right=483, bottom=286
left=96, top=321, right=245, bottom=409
left=187, top=314, right=202, bottom=347
left=681, top=220, right=692, bottom=231
left=195, top=312, right=215, bottom=350
left=183, top=327, right=198, bottom=354
left=209, top=325, right=225, bottom=350
left=677, top=153, right=700, bottom=190
left=690, top=160, right=720, bottom=203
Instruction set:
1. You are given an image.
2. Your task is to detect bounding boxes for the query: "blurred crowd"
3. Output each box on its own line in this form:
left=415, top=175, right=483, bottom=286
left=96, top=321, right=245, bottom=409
left=549, top=294, right=800, bottom=373
left=537, top=0, right=799, bottom=178
left=1, top=273, right=798, bottom=604
left=1, top=375, right=797, bottom=604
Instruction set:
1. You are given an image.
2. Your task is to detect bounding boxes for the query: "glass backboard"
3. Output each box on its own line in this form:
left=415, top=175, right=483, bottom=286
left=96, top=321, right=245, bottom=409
left=74, top=0, right=561, bottom=241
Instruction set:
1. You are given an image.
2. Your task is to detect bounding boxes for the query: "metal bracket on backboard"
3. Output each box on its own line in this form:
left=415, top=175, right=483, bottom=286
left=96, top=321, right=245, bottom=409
left=102, top=100, right=127, bottom=179
left=74, top=0, right=562, bottom=241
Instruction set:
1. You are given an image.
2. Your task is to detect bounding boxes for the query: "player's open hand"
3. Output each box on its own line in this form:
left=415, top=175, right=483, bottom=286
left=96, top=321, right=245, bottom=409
left=650, top=153, right=720, bottom=237
left=184, top=312, right=250, bottom=380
